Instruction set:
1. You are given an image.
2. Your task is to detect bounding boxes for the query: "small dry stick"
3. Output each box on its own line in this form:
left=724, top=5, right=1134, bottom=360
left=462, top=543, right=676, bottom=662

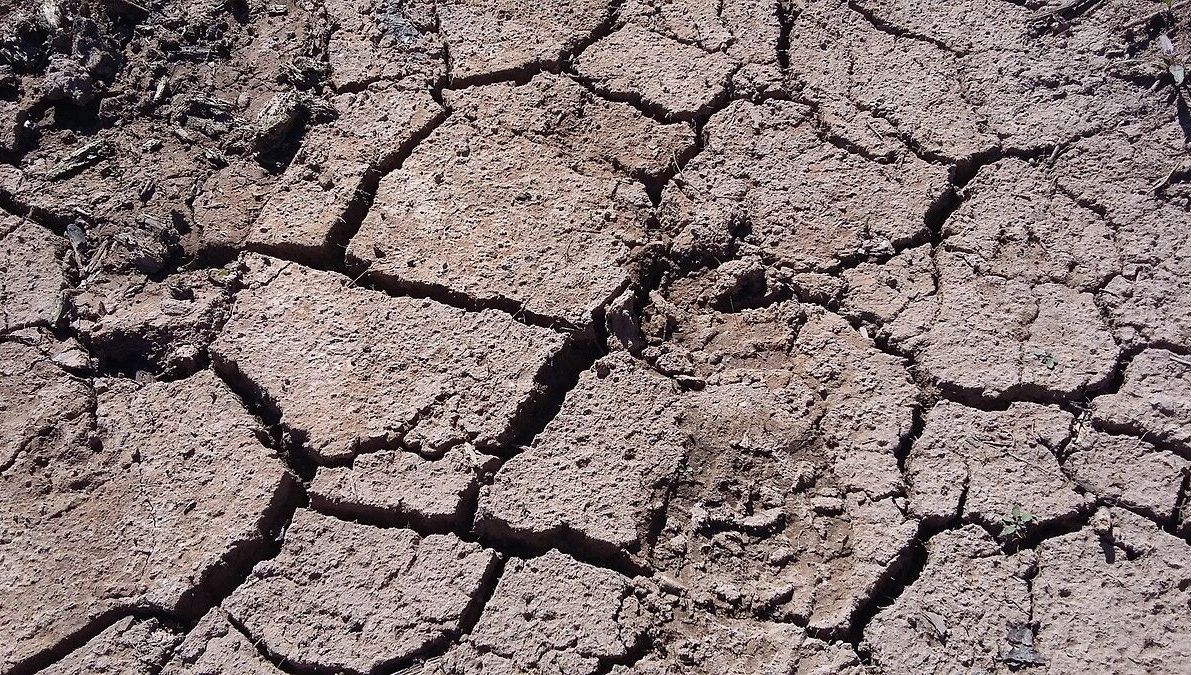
left=1122, top=0, right=1191, bottom=30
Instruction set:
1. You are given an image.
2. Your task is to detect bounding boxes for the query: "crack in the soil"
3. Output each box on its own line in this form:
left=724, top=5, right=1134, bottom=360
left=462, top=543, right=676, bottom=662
left=1028, top=0, right=1108, bottom=34
left=19, top=609, right=187, bottom=675
left=442, top=0, right=626, bottom=89
left=211, top=358, right=320, bottom=482
left=374, top=557, right=508, bottom=675
left=846, top=0, right=964, bottom=56
left=776, top=0, right=798, bottom=70
left=1172, top=470, right=1191, bottom=538
left=844, top=520, right=938, bottom=653
left=325, top=110, right=450, bottom=271
left=6, top=1, right=1190, bottom=671
left=223, top=610, right=312, bottom=675
left=13, top=456, right=304, bottom=675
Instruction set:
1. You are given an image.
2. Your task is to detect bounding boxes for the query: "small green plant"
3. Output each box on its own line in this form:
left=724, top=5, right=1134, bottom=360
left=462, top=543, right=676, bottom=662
left=1033, top=350, right=1058, bottom=370
left=1000, top=505, right=1038, bottom=541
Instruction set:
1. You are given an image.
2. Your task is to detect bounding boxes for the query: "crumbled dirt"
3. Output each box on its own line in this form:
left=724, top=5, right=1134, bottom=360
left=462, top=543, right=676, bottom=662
left=72, top=268, right=232, bottom=376
left=3, top=0, right=1190, bottom=673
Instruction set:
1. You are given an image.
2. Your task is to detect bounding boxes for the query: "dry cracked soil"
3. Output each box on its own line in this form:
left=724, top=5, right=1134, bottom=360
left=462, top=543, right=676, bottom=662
left=1, top=0, right=1190, bottom=673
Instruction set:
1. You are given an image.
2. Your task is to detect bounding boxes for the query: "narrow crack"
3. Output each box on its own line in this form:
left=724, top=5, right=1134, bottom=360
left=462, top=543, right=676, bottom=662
left=212, top=352, right=320, bottom=482
left=776, top=0, right=797, bottom=70
left=1171, top=470, right=1190, bottom=537
left=150, top=246, right=583, bottom=336
left=374, top=558, right=507, bottom=675
left=326, top=108, right=450, bottom=270
left=223, top=611, right=314, bottom=675
left=844, top=520, right=940, bottom=652
left=846, top=0, right=964, bottom=55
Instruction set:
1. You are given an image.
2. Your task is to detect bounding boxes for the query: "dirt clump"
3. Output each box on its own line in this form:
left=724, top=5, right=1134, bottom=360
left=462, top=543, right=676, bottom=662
left=906, top=401, right=1089, bottom=535
left=1033, top=508, right=1191, bottom=672
left=1091, top=349, right=1191, bottom=453
left=660, top=99, right=947, bottom=272
left=159, top=608, right=282, bottom=675
left=0, top=352, right=293, bottom=673
left=436, top=0, right=611, bottom=85
left=211, top=253, right=569, bottom=462
left=310, top=444, right=499, bottom=529
left=223, top=508, right=498, bottom=674
left=785, top=0, right=1149, bottom=162
left=347, top=73, right=694, bottom=327
left=862, top=526, right=1034, bottom=674
left=1064, top=430, right=1189, bottom=525
left=883, top=250, right=1119, bottom=401
left=1, top=215, right=71, bottom=332
left=426, top=549, right=648, bottom=674
left=40, top=616, right=182, bottom=675
left=576, top=23, right=737, bottom=121
left=476, top=351, right=690, bottom=557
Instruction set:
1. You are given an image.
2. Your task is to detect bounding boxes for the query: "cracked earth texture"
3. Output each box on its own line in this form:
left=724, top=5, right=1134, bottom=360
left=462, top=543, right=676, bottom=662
left=1, top=0, right=1190, bottom=673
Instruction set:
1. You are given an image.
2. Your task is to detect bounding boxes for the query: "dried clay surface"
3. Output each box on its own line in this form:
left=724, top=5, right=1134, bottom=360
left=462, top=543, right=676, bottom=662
left=1, top=0, right=1190, bottom=673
